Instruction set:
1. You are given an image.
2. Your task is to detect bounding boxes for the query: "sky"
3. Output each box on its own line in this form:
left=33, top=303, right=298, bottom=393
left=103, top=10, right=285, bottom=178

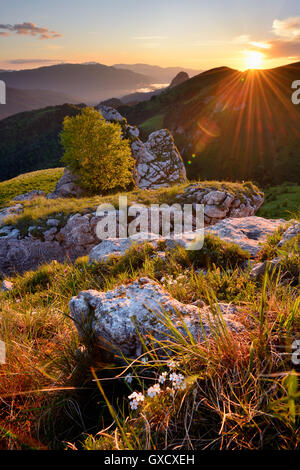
left=0, top=0, right=300, bottom=71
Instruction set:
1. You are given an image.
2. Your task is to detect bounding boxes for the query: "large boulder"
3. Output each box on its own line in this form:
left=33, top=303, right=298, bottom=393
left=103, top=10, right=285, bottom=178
left=47, top=169, right=85, bottom=199
left=69, top=277, right=244, bottom=358
left=133, top=129, right=187, bottom=189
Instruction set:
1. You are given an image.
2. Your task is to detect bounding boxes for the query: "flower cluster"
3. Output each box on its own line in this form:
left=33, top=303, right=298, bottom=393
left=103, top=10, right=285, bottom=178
left=169, top=372, right=186, bottom=391
left=147, top=383, right=161, bottom=398
left=128, top=391, right=145, bottom=410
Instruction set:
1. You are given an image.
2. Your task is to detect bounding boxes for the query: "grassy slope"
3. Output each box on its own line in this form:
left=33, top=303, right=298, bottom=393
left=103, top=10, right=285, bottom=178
left=0, top=168, right=63, bottom=208
left=0, top=224, right=299, bottom=450
left=121, top=63, right=300, bottom=186
left=257, top=184, right=300, bottom=219
left=0, top=104, right=84, bottom=182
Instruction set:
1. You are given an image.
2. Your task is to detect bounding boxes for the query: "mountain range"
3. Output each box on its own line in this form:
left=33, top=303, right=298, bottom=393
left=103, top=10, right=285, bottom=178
left=0, top=63, right=153, bottom=105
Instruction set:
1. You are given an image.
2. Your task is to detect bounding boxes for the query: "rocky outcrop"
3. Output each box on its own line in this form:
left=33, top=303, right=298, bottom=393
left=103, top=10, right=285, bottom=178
left=69, top=277, right=244, bottom=358
left=206, top=216, right=286, bottom=257
left=134, top=130, right=187, bottom=189
left=169, top=71, right=189, bottom=89
left=175, top=185, right=264, bottom=225
left=48, top=169, right=85, bottom=199
left=97, top=105, right=187, bottom=190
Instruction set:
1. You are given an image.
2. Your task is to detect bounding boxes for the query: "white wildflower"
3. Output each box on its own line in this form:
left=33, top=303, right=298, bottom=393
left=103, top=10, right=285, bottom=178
left=124, top=374, right=133, bottom=384
left=158, top=372, right=168, bottom=384
left=147, top=383, right=161, bottom=398
left=128, top=391, right=144, bottom=410
left=169, top=373, right=186, bottom=390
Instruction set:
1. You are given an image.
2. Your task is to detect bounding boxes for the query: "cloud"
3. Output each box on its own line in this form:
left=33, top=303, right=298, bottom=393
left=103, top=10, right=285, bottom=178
left=272, top=17, right=300, bottom=39
left=244, top=17, right=300, bottom=61
left=0, top=22, right=62, bottom=40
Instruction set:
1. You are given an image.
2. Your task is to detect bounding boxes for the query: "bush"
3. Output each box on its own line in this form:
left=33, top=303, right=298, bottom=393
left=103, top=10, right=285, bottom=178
left=61, top=108, right=135, bottom=194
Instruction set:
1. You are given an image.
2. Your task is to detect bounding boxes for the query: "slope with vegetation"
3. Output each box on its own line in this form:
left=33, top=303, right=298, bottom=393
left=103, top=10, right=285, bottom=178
left=119, top=62, right=300, bottom=186
left=0, top=104, right=84, bottom=182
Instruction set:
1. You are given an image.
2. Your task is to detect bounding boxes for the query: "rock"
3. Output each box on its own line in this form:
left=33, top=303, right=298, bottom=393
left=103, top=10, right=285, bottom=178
left=203, top=190, right=226, bottom=205
left=89, top=235, right=159, bottom=263
left=206, top=216, right=286, bottom=257
left=250, top=257, right=281, bottom=279
left=95, top=105, right=124, bottom=122
left=46, top=218, right=60, bottom=227
left=0, top=204, right=23, bottom=226
left=89, top=238, right=133, bottom=263
left=133, top=129, right=187, bottom=189
left=0, top=226, right=20, bottom=239
left=169, top=71, right=189, bottom=89
left=47, top=169, right=85, bottom=199
left=13, top=190, right=45, bottom=202
left=1, top=280, right=14, bottom=292
left=278, top=221, right=300, bottom=247
left=58, top=214, right=96, bottom=248
left=0, top=239, right=66, bottom=275
left=175, top=184, right=264, bottom=224
left=204, top=205, right=228, bottom=219
left=43, top=227, right=58, bottom=242
left=69, top=277, right=244, bottom=358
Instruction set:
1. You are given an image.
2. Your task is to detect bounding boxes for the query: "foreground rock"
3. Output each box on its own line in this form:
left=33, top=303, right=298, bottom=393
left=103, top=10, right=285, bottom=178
left=206, top=216, right=286, bottom=257
left=69, top=277, right=244, bottom=358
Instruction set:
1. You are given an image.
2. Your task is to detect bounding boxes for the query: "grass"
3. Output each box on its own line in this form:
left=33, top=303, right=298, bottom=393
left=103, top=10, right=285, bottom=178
left=139, top=114, right=165, bottom=134
left=3, top=179, right=262, bottom=235
left=257, top=184, right=300, bottom=220
left=0, top=228, right=299, bottom=450
left=0, top=168, right=64, bottom=209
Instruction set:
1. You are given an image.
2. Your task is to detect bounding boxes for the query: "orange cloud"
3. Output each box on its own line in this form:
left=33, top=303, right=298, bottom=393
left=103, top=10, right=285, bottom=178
left=0, top=22, right=62, bottom=40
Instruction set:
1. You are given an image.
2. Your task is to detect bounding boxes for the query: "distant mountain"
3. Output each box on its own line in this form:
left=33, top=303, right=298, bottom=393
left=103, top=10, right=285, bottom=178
left=0, top=104, right=85, bottom=181
left=113, top=64, right=202, bottom=83
left=0, top=63, right=153, bottom=104
left=0, top=87, right=78, bottom=120
left=120, top=62, right=300, bottom=186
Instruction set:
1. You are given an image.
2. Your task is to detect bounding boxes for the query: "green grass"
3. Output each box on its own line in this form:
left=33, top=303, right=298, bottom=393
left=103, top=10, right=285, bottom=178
left=139, top=113, right=165, bottom=134
left=0, top=168, right=64, bottom=209
left=257, top=184, right=300, bottom=220
left=0, top=227, right=299, bottom=450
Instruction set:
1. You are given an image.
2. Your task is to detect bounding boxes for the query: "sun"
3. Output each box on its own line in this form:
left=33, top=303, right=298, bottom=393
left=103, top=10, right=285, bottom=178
left=244, top=51, right=265, bottom=70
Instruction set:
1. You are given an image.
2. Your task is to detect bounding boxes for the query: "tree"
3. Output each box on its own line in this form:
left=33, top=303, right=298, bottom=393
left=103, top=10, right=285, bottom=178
left=61, top=107, right=135, bottom=193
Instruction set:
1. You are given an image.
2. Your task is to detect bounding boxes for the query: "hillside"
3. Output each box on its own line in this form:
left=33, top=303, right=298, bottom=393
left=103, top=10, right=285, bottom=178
left=120, top=62, right=300, bottom=186
left=0, top=104, right=84, bottom=181
left=0, top=87, right=77, bottom=120
left=0, top=63, right=153, bottom=104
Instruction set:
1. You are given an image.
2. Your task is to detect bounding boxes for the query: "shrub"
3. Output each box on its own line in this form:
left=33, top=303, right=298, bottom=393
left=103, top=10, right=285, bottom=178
left=61, top=108, right=135, bottom=194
